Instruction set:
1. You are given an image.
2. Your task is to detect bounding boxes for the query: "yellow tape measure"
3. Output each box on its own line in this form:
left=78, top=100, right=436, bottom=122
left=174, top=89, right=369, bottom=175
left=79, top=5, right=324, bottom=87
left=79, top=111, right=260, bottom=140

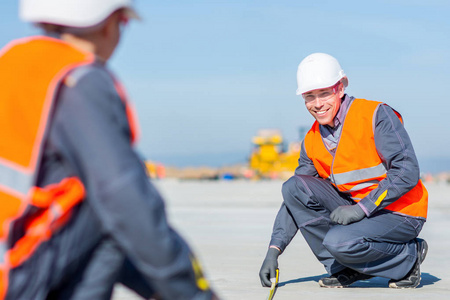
left=266, top=268, right=279, bottom=300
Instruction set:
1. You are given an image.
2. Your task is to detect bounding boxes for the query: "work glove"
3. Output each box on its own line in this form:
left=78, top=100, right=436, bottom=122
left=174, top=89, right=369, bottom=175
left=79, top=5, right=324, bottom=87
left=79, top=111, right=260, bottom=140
left=330, top=204, right=366, bottom=225
left=259, top=247, right=280, bottom=287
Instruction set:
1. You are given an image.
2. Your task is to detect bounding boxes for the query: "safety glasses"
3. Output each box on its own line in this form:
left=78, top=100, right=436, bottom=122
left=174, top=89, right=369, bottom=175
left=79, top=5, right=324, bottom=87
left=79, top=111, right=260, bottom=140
left=302, top=82, right=341, bottom=104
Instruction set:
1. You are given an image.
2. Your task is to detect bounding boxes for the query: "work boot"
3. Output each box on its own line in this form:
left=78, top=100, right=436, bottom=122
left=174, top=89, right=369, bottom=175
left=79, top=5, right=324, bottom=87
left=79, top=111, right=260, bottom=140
left=389, top=238, right=428, bottom=289
left=318, top=268, right=373, bottom=288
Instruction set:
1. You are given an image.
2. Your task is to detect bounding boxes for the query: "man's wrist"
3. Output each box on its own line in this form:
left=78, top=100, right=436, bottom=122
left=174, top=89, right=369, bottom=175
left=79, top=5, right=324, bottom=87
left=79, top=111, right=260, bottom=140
left=269, top=245, right=281, bottom=252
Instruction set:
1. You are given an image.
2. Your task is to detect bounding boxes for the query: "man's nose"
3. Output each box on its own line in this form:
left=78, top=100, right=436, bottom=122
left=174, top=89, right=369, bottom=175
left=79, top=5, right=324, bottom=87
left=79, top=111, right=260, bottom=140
left=313, top=96, right=324, bottom=107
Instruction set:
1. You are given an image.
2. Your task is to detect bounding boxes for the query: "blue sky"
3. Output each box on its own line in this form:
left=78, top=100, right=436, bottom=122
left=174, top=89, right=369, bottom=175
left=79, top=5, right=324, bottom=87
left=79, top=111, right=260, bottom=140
left=2, top=1, right=450, bottom=172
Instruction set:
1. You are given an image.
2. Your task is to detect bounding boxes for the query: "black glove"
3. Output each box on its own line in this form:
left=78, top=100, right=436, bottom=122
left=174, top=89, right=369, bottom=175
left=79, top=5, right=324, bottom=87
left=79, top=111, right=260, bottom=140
left=259, top=247, right=280, bottom=287
left=330, top=204, right=366, bottom=225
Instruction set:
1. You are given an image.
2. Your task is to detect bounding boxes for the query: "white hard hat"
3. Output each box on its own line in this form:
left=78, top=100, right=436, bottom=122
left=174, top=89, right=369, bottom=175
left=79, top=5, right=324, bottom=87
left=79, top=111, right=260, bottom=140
left=296, top=53, right=348, bottom=95
left=19, top=0, right=139, bottom=28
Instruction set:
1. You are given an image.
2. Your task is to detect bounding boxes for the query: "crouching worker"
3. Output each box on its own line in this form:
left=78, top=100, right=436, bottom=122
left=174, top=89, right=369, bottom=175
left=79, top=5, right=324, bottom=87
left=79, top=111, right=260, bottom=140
left=0, top=0, right=217, bottom=299
left=259, top=53, right=428, bottom=289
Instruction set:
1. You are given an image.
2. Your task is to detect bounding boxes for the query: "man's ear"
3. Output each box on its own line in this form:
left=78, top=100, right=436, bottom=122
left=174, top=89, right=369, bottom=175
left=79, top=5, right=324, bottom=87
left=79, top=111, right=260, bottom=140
left=338, top=82, right=345, bottom=98
left=100, top=11, right=118, bottom=39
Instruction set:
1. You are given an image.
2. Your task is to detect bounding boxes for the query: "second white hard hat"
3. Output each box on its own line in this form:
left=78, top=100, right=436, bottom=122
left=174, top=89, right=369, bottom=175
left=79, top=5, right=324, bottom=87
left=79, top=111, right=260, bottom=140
left=296, top=53, right=348, bottom=95
left=19, top=0, right=139, bottom=28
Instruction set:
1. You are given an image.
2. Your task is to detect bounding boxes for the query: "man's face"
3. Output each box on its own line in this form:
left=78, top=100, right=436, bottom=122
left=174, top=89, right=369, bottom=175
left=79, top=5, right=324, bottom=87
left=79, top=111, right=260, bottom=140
left=303, top=83, right=344, bottom=127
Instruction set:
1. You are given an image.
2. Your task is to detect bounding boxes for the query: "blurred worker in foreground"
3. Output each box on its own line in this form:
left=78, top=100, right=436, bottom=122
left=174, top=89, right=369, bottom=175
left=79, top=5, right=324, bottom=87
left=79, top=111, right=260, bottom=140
left=0, top=0, right=217, bottom=299
left=259, top=53, right=428, bottom=289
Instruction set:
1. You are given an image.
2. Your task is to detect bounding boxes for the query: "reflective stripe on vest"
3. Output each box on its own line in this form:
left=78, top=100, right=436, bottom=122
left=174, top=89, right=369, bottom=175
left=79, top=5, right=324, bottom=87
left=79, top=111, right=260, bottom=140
left=346, top=179, right=381, bottom=192
left=332, top=163, right=387, bottom=187
left=0, top=163, right=33, bottom=197
left=304, top=98, right=428, bottom=219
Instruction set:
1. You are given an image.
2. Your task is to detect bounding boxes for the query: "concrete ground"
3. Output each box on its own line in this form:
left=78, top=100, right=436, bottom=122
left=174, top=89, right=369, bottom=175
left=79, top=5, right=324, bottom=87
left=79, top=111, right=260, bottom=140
left=112, top=180, right=450, bottom=299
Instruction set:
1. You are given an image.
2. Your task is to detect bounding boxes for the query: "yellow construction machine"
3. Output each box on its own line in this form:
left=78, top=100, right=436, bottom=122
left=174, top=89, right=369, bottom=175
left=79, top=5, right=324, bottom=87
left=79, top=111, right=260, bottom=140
left=145, top=161, right=166, bottom=179
left=249, top=129, right=300, bottom=179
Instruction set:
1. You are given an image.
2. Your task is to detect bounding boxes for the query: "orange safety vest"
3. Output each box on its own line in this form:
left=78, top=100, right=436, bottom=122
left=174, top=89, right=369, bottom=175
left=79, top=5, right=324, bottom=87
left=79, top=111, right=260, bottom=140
left=304, top=98, right=428, bottom=219
left=0, top=36, right=139, bottom=298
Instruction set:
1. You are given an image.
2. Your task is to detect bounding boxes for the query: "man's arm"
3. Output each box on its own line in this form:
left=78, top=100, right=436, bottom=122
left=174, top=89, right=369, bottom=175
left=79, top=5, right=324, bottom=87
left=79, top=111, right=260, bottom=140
left=295, top=141, right=319, bottom=177
left=52, top=65, right=214, bottom=300
left=260, top=202, right=297, bottom=287
left=269, top=203, right=299, bottom=252
left=358, top=104, right=420, bottom=216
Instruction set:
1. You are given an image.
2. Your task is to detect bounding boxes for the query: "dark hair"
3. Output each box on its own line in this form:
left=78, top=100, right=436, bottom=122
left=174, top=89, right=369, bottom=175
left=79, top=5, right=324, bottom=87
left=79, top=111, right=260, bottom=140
left=38, top=23, right=66, bottom=34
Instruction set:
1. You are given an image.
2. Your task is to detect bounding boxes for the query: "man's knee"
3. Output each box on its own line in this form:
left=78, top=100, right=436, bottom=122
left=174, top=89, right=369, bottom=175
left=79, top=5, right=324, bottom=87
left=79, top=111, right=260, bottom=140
left=323, top=227, right=366, bottom=264
left=282, top=175, right=309, bottom=201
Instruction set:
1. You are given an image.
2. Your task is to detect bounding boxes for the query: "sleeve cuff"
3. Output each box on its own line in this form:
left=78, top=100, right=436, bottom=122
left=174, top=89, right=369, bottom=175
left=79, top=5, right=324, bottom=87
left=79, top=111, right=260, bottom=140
left=269, top=238, right=287, bottom=254
left=358, top=198, right=377, bottom=217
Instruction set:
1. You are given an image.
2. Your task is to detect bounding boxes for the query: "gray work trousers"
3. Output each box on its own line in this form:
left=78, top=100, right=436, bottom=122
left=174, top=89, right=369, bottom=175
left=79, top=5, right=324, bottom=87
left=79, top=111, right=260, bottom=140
left=280, top=175, right=425, bottom=280
left=6, top=202, right=155, bottom=300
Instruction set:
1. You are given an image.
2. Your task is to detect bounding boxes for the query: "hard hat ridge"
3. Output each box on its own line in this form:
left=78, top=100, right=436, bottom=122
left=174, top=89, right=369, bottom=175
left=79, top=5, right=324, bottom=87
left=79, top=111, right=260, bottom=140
left=296, top=53, right=348, bottom=95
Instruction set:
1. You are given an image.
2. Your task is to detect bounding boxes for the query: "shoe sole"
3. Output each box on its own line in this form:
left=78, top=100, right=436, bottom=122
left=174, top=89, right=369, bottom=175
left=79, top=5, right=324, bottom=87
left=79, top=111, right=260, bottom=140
left=319, top=275, right=373, bottom=288
left=389, top=238, right=428, bottom=289
left=318, top=280, right=346, bottom=288
left=389, top=278, right=421, bottom=289
left=389, top=278, right=420, bottom=289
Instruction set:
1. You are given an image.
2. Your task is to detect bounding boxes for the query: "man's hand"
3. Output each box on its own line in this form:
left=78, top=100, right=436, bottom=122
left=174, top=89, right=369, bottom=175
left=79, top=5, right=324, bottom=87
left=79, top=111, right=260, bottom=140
left=330, top=204, right=366, bottom=225
left=259, top=247, right=280, bottom=287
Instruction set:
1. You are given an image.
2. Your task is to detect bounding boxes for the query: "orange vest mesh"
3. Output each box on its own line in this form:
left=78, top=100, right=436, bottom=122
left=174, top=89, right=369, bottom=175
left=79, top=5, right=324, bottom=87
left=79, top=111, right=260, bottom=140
left=304, top=98, right=428, bottom=219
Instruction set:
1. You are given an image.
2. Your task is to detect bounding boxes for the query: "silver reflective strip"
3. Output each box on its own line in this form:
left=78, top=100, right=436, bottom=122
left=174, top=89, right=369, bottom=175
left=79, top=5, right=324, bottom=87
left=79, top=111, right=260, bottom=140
left=0, top=163, right=33, bottom=195
left=0, top=242, right=7, bottom=264
left=333, top=163, right=386, bottom=186
left=50, top=205, right=62, bottom=218
left=347, top=181, right=379, bottom=192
